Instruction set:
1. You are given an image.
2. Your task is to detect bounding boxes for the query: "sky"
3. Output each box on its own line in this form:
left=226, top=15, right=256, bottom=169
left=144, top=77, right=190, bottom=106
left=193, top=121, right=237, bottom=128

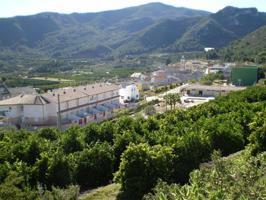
left=0, top=0, right=266, bottom=18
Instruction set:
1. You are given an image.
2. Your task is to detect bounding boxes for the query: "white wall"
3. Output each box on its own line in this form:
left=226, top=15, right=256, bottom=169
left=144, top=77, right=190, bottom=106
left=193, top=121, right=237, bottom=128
left=0, top=105, right=22, bottom=118
left=119, top=84, right=139, bottom=103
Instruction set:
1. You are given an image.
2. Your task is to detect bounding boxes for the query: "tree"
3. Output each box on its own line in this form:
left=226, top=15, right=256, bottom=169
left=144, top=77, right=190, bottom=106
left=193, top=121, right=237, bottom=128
left=0, top=171, right=37, bottom=200
left=164, top=93, right=180, bottom=110
left=165, top=58, right=171, bottom=66
left=163, top=94, right=172, bottom=110
left=62, top=127, right=83, bottom=154
left=144, top=151, right=266, bottom=200
left=75, top=143, right=114, bottom=190
left=115, top=143, right=175, bottom=199
left=205, top=49, right=219, bottom=60
left=248, top=110, right=266, bottom=155
left=46, top=152, right=72, bottom=189
left=1, top=77, right=6, bottom=83
left=256, top=51, right=266, bottom=64
left=38, top=128, right=58, bottom=141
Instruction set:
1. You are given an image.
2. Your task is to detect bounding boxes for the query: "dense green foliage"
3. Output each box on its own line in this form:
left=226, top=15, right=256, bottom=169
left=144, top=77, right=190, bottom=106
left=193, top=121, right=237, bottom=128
left=144, top=150, right=266, bottom=200
left=0, top=86, right=265, bottom=199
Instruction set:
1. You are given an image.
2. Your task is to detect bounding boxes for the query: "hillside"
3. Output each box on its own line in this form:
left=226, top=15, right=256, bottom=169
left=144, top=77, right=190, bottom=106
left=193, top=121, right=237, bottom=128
left=145, top=150, right=266, bottom=199
left=219, top=25, right=266, bottom=63
left=0, top=3, right=209, bottom=59
left=82, top=150, right=266, bottom=200
left=169, top=6, right=266, bottom=52
left=1, top=4, right=266, bottom=61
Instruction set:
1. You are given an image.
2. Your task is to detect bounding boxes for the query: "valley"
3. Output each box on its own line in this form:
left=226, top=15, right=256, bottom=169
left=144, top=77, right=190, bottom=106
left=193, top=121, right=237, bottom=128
left=0, top=1, right=266, bottom=200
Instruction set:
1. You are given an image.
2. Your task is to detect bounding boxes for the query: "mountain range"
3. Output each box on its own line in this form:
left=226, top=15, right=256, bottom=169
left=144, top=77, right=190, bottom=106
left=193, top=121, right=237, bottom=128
left=0, top=2, right=266, bottom=59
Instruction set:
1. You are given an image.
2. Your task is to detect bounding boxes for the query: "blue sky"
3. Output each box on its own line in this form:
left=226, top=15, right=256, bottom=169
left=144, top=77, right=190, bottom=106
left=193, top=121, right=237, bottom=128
left=0, top=0, right=266, bottom=18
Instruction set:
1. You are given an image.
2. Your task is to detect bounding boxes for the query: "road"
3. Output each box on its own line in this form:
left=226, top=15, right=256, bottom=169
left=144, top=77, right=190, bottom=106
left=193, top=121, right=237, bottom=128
left=146, top=84, right=189, bottom=102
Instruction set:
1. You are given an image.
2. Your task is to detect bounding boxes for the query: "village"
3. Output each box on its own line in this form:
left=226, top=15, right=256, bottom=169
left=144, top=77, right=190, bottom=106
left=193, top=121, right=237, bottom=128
left=0, top=57, right=260, bottom=130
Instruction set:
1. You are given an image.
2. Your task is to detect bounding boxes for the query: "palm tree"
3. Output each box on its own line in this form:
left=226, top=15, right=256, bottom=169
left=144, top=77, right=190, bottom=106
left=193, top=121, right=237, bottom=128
left=163, top=94, right=171, bottom=111
left=164, top=93, right=180, bottom=110
left=172, top=93, right=180, bottom=109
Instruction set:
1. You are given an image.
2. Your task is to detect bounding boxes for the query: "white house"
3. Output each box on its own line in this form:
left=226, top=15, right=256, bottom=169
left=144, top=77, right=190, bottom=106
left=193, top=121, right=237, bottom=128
left=119, top=84, right=140, bottom=104
left=0, top=83, right=120, bottom=128
left=204, top=47, right=215, bottom=52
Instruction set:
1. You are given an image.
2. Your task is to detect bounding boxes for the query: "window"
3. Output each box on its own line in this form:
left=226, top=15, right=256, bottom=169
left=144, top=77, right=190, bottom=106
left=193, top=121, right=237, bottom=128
left=199, top=91, right=203, bottom=96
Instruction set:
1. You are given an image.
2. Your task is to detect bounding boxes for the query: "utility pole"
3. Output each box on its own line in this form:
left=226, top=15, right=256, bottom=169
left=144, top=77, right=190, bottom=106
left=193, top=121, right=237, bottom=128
left=57, top=94, right=62, bottom=131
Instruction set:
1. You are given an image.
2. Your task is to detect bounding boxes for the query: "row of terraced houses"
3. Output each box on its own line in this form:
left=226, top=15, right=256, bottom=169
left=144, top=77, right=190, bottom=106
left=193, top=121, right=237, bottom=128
left=0, top=83, right=121, bottom=129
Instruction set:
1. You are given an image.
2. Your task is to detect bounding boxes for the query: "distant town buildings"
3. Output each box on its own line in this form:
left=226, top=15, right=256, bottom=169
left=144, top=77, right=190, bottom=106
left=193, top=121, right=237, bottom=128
left=205, top=64, right=232, bottom=77
left=130, top=72, right=148, bottom=81
left=151, top=70, right=168, bottom=85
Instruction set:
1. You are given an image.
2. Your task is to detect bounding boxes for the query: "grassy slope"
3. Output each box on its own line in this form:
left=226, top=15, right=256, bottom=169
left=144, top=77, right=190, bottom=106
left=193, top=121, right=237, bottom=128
left=80, top=184, right=121, bottom=200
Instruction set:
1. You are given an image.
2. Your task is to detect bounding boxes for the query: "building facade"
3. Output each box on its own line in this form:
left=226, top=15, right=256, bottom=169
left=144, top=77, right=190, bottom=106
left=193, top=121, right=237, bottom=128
left=181, top=84, right=246, bottom=97
left=0, top=83, right=120, bottom=128
left=119, top=84, right=140, bottom=104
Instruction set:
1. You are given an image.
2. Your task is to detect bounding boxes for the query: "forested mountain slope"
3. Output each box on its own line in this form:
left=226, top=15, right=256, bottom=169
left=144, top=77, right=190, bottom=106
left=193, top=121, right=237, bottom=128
left=219, top=25, right=266, bottom=63
left=1, top=4, right=266, bottom=60
left=0, top=3, right=209, bottom=58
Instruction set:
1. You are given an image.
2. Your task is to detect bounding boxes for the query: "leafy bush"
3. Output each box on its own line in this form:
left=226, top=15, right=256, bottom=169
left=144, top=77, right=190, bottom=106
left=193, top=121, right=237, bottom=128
left=144, top=151, right=266, bottom=200
left=0, top=86, right=265, bottom=199
left=74, top=142, right=114, bottom=190
left=115, top=143, right=175, bottom=199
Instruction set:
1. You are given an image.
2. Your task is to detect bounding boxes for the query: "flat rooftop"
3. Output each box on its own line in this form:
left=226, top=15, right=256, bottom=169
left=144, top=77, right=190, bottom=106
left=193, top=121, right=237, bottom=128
left=183, top=84, right=246, bottom=91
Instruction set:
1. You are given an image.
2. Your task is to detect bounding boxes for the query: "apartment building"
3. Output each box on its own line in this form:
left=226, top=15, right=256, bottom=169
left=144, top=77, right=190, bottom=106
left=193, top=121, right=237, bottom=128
left=0, top=83, right=120, bottom=128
